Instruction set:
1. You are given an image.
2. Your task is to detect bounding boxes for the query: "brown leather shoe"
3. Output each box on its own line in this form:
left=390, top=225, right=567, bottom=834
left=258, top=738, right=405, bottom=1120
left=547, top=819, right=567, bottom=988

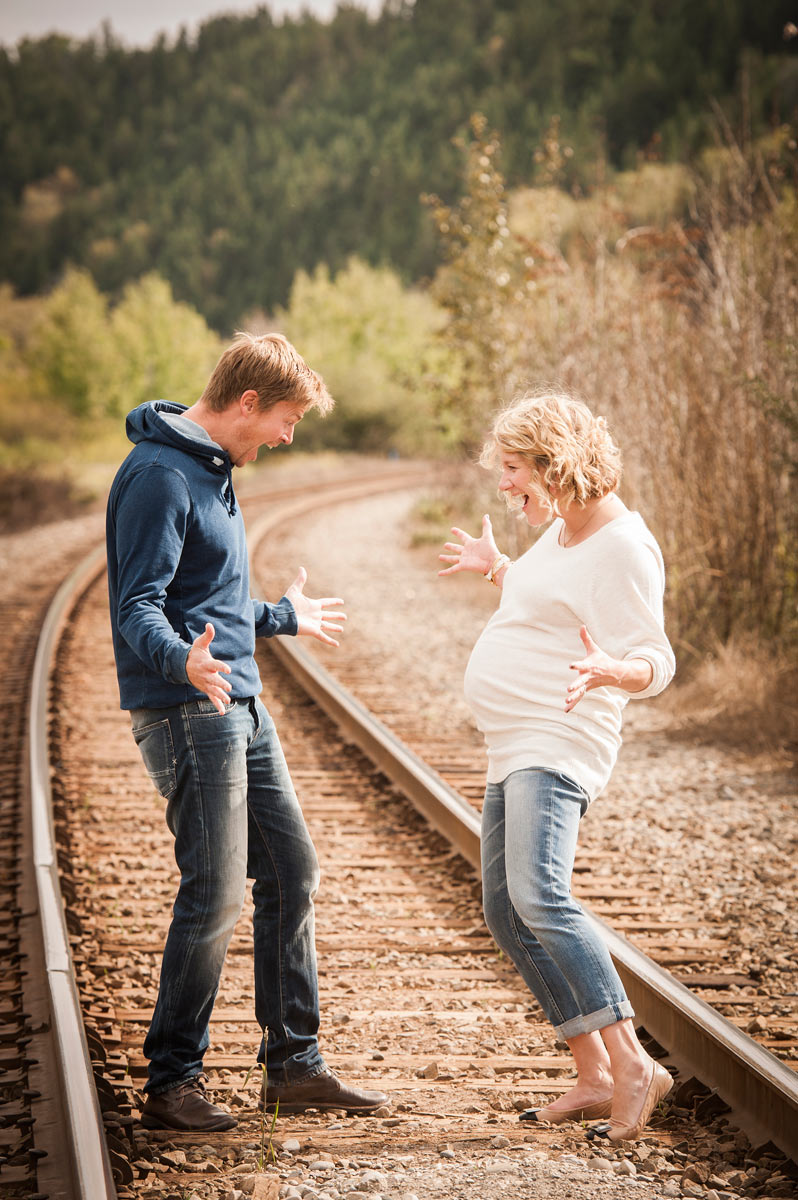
left=261, top=1068, right=388, bottom=1114
left=141, top=1075, right=237, bottom=1131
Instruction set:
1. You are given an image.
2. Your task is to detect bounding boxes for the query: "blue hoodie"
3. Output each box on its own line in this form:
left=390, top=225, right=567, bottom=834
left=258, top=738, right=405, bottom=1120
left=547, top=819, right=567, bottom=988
left=106, top=400, right=297, bottom=710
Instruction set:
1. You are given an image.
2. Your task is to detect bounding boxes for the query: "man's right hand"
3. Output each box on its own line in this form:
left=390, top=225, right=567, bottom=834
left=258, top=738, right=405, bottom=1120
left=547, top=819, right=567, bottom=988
left=186, top=623, right=232, bottom=715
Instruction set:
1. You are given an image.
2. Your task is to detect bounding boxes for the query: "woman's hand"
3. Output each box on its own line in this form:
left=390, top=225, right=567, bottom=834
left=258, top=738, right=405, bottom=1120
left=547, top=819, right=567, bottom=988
left=566, top=626, right=654, bottom=712
left=285, top=568, right=346, bottom=647
left=438, top=514, right=500, bottom=577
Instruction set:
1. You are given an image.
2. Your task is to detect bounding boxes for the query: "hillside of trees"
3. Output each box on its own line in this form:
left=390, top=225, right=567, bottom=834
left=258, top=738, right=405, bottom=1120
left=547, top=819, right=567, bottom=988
left=1, top=0, right=796, bottom=330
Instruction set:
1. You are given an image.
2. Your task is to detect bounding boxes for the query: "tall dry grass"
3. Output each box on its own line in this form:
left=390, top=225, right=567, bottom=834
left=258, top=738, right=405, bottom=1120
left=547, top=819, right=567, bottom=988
left=429, top=121, right=797, bottom=753
left=488, top=135, right=797, bottom=657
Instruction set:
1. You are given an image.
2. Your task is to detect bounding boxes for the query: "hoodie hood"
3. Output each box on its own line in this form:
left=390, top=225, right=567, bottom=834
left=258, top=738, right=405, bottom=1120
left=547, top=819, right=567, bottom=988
left=125, top=400, right=237, bottom=516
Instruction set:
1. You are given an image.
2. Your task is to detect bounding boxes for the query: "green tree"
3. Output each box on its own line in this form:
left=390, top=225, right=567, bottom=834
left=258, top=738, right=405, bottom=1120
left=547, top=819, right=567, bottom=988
left=424, top=114, right=526, bottom=453
left=275, top=257, right=456, bottom=454
left=25, top=267, right=112, bottom=418
left=108, top=273, right=222, bottom=414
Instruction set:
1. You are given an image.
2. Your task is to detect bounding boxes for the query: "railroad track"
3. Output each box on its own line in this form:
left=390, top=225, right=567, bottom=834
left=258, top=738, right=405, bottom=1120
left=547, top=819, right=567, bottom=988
left=4, top=470, right=798, bottom=1199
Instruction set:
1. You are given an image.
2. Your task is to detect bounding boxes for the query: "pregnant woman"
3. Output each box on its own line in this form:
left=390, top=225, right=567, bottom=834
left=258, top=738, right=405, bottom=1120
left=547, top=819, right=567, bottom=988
left=439, top=391, right=676, bottom=1141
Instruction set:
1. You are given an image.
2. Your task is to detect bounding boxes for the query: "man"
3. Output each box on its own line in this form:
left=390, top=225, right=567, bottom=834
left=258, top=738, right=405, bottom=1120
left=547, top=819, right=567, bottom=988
left=106, top=332, right=387, bottom=1132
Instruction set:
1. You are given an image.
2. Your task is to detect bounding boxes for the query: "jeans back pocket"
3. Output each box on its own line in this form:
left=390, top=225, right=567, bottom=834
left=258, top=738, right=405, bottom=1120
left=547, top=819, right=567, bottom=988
left=132, top=716, right=178, bottom=799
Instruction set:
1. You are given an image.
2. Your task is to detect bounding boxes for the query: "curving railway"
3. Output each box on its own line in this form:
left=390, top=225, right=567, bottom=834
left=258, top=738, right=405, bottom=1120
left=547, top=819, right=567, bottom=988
left=3, top=466, right=797, bottom=1200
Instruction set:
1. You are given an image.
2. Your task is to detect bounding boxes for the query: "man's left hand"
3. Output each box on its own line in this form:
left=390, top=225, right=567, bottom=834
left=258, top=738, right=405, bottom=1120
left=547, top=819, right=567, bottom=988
left=286, top=567, right=346, bottom=647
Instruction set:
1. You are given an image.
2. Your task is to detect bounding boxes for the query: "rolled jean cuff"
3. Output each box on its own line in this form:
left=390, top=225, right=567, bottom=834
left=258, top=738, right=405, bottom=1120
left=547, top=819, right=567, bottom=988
left=554, top=1000, right=635, bottom=1041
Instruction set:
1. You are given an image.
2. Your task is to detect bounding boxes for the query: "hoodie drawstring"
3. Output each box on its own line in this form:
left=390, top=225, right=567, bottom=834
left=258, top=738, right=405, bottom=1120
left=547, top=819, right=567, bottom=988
left=223, top=460, right=237, bottom=517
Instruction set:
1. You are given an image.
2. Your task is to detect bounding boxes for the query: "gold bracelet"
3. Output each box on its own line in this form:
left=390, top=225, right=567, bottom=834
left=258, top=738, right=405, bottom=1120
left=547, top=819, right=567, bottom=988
left=485, top=553, right=511, bottom=585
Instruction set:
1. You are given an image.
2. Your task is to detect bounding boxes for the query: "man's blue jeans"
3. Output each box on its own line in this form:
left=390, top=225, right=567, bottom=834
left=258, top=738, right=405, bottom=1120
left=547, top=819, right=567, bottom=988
left=481, top=767, right=634, bottom=1040
left=130, top=696, right=325, bottom=1094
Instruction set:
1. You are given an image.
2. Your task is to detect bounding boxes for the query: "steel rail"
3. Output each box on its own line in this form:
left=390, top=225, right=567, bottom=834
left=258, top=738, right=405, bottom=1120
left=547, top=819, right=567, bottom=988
left=28, top=544, right=117, bottom=1200
left=249, top=498, right=798, bottom=1164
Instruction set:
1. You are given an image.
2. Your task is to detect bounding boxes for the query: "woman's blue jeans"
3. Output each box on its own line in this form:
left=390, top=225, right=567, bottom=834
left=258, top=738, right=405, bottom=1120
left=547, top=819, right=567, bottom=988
left=130, top=696, right=325, bottom=1093
left=481, top=768, right=634, bottom=1040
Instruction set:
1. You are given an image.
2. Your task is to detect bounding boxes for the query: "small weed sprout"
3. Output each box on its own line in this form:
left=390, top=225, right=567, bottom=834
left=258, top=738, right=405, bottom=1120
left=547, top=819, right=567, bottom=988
left=244, top=1034, right=279, bottom=1171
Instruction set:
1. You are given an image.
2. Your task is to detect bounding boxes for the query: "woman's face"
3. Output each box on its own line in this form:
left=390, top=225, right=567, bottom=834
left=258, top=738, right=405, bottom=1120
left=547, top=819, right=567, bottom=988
left=498, top=454, right=553, bottom=526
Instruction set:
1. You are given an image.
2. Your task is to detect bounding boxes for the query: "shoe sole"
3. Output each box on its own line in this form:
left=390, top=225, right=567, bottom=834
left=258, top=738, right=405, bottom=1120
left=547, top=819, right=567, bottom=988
left=261, top=1102, right=384, bottom=1114
left=521, top=1098, right=613, bottom=1124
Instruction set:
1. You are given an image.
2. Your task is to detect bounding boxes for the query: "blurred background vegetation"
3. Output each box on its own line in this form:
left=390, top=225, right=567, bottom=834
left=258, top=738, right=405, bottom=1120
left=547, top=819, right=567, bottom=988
left=0, top=0, right=796, bottom=742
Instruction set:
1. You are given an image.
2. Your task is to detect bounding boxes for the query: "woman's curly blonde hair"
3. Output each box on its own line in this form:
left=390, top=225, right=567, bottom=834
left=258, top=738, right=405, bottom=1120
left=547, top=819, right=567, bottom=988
left=480, top=390, right=622, bottom=512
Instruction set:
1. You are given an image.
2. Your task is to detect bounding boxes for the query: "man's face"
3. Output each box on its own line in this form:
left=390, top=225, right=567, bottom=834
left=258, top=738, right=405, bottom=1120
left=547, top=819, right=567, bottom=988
left=230, top=398, right=306, bottom=467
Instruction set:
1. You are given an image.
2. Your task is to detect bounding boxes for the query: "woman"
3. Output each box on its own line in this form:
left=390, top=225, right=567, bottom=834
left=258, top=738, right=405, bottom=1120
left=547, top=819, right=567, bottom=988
left=439, top=391, right=676, bottom=1141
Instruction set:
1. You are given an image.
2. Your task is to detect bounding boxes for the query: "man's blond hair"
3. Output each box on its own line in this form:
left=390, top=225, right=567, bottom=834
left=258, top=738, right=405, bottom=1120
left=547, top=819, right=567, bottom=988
left=200, top=332, right=333, bottom=415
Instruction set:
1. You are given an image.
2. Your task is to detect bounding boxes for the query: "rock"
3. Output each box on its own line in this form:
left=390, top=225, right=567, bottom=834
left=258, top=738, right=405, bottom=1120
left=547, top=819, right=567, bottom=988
left=681, top=1182, right=704, bottom=1197
left=372, top=1106, right=391, bottom=1117
left=159, top=1148, right=188, bottom=1166
left=490, top=1135, right=511, bottom=1149
left=283, top=1138, right=302, bottom=1153
left=252, top=1179, right=281, bottom=1200
left=440, top=1147, right=455, bottom=1159
left=417, top=1061, right=439, bottom=1079
left=661, top=1182, right=680, bottom=1197
left=615, top=1160, right=637, bottom=1176
left=357, top=1170, right=386, bottom=1190
left=588, top=1156, right=613, bottom=1171
left=310, top=1160, right=336, bottom=1172
left=683, top=1164, right=711, bottom=1185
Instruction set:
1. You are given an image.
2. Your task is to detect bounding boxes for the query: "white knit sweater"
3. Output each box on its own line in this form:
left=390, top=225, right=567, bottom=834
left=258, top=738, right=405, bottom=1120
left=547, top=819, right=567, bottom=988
left=463, top=512, right=675, bottom=802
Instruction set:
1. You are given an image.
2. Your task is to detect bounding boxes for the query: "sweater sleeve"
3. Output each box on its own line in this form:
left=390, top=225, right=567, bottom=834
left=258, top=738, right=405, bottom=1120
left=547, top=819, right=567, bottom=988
left=111, top=465, right=194, bottom=684
left=251, top=595, right=298, bottom=638
left=585, top=532, right=675, bottom=700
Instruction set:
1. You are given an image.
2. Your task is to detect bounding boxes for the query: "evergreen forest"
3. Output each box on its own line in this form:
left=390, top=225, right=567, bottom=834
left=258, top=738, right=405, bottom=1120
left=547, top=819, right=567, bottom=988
left=1, top=0, right=796, bottom=329
left=1, top=0, right=797, bottom=690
